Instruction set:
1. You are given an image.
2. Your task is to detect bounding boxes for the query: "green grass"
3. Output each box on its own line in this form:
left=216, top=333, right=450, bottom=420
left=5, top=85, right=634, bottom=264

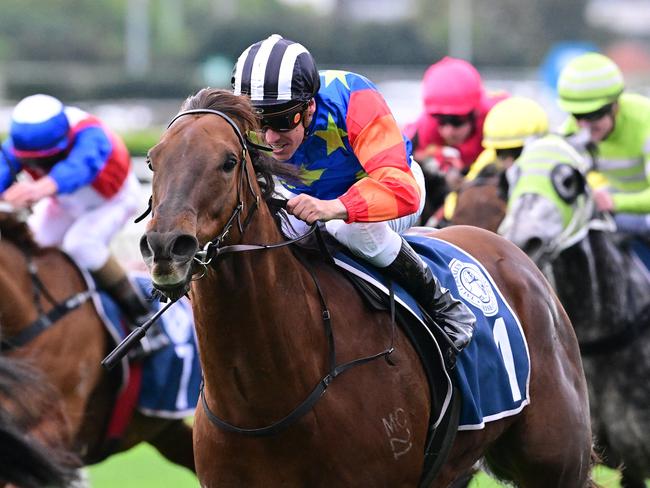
left=88, top=447, right=645, bottom=488
left=468, top=465, right=646, bottom=487
left=88, top=443, right=198, bottom=488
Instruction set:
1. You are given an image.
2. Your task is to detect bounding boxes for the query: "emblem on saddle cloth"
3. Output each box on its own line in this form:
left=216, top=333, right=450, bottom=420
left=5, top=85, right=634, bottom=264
left=449, top=259, right=498, bottom=316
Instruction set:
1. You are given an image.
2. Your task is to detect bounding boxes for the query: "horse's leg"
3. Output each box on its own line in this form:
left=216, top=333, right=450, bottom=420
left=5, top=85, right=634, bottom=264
left=433, top=427, right=506, bottom=487
left=147, top=419, right=195, bottom=473
left=620, top=469, right=647, bottom=488
left=119, top=412, right=194, bottom=472
left=447, top=465, right=478, bottom=488
left=480, top=375, right=594, bottom=487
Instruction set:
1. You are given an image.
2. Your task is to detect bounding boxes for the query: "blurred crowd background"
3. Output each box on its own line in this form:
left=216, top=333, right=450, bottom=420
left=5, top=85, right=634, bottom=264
left=4, top=0, right=643, bottom=267
left=2, top=0, right=650, bottom=134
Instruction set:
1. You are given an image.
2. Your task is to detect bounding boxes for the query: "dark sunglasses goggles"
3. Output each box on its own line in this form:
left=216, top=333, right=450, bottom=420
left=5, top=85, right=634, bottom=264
left=433, top=112, right=475, bottom=127
left=258, top=103, right=308, bottom=132
left=572, top=103, right=614, bottom=122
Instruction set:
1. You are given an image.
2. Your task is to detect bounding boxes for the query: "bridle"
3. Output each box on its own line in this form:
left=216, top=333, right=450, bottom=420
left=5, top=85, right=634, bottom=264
left=144, top=108, right=396, bottom=437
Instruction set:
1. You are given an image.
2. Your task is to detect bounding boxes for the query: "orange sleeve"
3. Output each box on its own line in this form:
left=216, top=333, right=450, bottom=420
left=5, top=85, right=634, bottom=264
left=338, top=88, right=420, bottom=222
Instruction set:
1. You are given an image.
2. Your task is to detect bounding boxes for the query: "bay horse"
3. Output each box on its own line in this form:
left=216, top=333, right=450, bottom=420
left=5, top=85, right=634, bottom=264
left=0, top=210, right=195, bottom=473
left=0, top=355, right=79, bottom=488
left=499, top=134, right=650, bottom=488
left=449, top=164, right=507, bottom=232
left=140, top=88, right=595, bottom=487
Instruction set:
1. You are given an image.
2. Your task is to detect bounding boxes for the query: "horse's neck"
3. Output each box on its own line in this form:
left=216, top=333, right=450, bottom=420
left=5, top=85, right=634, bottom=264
left=0, top=243, right=38, bottom=337
left=192, top=206, right=328, bottom=413
left=553, top=231, right=650, bottom=335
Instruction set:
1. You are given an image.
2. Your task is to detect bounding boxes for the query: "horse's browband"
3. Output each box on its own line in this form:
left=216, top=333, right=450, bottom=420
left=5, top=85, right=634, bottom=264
left=167, top=109, right=248, bottom=156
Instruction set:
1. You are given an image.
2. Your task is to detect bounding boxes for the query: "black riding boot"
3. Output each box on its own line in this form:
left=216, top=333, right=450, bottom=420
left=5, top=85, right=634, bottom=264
left=383, top=238, right=476, bottom=351
left=92, top=256, right=169, bottom=359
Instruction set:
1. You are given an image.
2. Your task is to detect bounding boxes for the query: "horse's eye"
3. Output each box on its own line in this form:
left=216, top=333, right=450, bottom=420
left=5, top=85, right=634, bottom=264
left=145, top=156, right=153, bottom=171
left=223, top=158, right=237, bottom=172
left=551, top=164, right=585, bottom=204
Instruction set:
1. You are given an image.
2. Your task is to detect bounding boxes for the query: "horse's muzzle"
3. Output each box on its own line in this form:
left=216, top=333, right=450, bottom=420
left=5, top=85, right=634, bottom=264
left=140, top=231, right=199, bottom=296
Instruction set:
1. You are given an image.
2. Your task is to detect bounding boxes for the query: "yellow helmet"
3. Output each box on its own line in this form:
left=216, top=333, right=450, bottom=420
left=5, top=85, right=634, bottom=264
left=482, top=97, right=549, bottom=150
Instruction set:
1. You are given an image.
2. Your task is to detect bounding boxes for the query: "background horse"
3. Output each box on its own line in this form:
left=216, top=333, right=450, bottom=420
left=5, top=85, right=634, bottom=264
left=500, top=134, right=650, bottom=488
left=140, top=88, right=595, bottom=487
left=0, top=212, right=195, bottom=473
left=0, top=354, right=79, bottom=488
left=448, top=167, right=506, bottom=232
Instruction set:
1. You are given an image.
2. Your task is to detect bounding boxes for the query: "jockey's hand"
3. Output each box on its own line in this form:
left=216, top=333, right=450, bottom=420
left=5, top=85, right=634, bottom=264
left=416, top=145, right=463, bottom=175
left=2, top=177, right=58, bottom=208
left=593, top=187, right=614, bottom=212
left=286, top=194, right=348, bottom=224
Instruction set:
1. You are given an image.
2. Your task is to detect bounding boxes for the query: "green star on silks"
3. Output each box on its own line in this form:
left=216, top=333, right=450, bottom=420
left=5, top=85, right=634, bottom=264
left=283, top=164, right=326, bottom=190
left=323, top=70, right=350, bottom=89
left=314, top=113, right=348, bottom=156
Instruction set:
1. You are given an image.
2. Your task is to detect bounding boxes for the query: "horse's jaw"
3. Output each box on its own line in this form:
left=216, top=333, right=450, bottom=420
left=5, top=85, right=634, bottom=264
left=500, top=194, right=564, bottom=265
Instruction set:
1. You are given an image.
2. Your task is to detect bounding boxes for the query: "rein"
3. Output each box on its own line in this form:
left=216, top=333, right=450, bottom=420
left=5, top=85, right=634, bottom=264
left=163, top=108, right=396, bottom=437
left=539, top=188, right=617, bottom=262
left=1, top=251, right=93, bottom=351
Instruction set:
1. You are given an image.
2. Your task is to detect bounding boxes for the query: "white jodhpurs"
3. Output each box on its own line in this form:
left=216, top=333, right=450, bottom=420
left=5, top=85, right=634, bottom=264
left=28, top=171, right=142, bottom=271
left=278, top=160, right=426, bottom=267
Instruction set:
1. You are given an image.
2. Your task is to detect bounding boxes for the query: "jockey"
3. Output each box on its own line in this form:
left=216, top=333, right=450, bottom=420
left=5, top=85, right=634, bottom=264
left=557, top=52, right=650, bottom=234
left=232, top=34, right=476, bottom=351
left=443, top=96, right=549, bottom=221
left=0, top=94, right=167, bottom=357
left=403, top=57, right=508, bottom=214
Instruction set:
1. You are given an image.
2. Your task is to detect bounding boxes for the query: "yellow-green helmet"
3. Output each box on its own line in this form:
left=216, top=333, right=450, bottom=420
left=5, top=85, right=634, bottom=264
left=557, top=52, right=624, bottom=114
left=482, top=97, right=549, bottom=150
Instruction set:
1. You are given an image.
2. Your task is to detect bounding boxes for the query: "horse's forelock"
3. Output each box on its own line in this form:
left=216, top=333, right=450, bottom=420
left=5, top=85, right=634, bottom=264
left=179, top=88, right=301, bottom=200
left=180, top=88, right=258, bottom=134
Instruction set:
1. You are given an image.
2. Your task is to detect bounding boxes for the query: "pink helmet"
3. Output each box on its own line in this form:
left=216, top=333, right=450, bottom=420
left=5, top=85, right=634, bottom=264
left=422, top=56, right=483, bottom=115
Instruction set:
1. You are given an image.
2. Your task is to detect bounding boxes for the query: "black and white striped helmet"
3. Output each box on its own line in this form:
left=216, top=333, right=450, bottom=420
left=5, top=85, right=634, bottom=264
left=232, top=34, right=320, bottom=114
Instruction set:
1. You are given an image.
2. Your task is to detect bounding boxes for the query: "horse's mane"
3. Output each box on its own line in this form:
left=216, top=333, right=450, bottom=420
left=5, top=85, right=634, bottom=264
left=180, top=88, right=301, bottom=200
left=0, top=356, right=80, bottom=487
left=0, top=213, right=42, bottom=254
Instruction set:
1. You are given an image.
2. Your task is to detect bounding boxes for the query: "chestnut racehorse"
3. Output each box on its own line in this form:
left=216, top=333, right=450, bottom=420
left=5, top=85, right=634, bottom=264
left=140, top=88, right=595, bottom=487
left=0, top=211, right=194, bottom=472
left=450, top=166, right=506, bottom=232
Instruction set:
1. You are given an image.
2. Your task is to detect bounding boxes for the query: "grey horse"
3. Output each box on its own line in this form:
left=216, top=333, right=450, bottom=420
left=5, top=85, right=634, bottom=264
left=499, top=134, right=650, bottom=488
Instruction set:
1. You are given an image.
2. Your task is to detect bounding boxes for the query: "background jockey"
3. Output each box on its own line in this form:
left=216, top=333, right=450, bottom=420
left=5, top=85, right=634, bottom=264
left=557, top=52, right=650, bottom=237
left=404, top=57, right=508, bottom=220
left=0, top=94, right=167, bottom=357
left=442, top=96, right=549, bottom=222
left=232, top=34, right=475, bottom=351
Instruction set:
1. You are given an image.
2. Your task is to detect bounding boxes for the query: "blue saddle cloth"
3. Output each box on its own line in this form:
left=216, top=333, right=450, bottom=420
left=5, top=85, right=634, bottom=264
left=334, top=234, right=530, bottom=429
left=96, top=274, right=201, bottom=419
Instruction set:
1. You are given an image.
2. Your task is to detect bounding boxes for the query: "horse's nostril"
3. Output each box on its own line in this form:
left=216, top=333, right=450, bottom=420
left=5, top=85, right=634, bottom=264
left=139, top=235, right=152, bottom=259
left=171, top=235, right=199, bottom=260
left=522, top=237, right=543, bottom=257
